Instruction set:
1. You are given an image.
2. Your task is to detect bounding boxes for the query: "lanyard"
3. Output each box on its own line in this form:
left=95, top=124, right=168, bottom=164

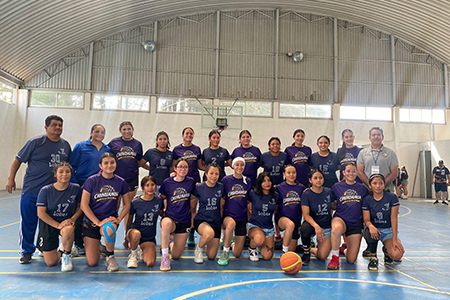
left=371, top=149, right=381, bottom=165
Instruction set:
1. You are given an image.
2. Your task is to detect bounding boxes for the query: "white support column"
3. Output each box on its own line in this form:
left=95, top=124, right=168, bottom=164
left=333, top=18, right=338, bottom=103
left=86, top=42, right=94, bottom=91
left=390, top=35, right=399, bottom=150
left=151, top=21, right=158, bottom=94
left=274, top=9, right=280, bottom=100
left=214, top=11, right=220, bottom=98
left=333, top=103, right=341, bottom=150
left=444, top=64, right=448, bottom=108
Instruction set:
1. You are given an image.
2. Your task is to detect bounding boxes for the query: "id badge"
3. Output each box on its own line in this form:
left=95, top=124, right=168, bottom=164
left=371, top=165, right=380, bottom=174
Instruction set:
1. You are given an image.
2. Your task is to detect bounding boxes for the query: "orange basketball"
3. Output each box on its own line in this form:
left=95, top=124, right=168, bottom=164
left=280, top=251, right=302, bottom=275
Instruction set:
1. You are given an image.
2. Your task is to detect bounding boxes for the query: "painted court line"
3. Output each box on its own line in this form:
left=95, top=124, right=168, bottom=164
left=0, top=221, right=19, bottom=229
left=384, top=264, right=438, bottom=291
left=399, top=223, right=450, bottom=238
left=398, top=205, right=412, bottom=217
left=172, top=278, right=450, bottom=300
left=403, top=257, right=450, bottom=277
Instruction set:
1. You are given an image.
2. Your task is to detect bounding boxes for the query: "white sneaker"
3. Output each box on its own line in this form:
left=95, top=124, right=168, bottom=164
left=403, top=195, right=408, bottom=199
left=194, top=245, right=204, bottom=264
left=71, top=245, right=79, bottom=257
left=61, top=253, right=73, bottom=272
left=137, top=247, right=143, bottom=261
left=127, top=252, right=139, bottom=268
left=248, top=247, right=259, bottom=262
left=99, top=244, right=107, bottom=257
left=58, top=243, right=78, bottom=257
left=105, top=255, right=119, bottom=272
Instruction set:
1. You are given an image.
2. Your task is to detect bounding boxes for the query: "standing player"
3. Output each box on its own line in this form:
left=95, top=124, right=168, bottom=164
left=337, top=129, right=362, bottom=182
left=247, top=173, right=279, bottom=261
left=139, top=131, right=173, bottom=194
left=191, top=163, right=225, bottom=263
left=432, top=160, right=450, bottom=205
left=108, top=121, right=143, bottom=200
left=69, top=124, right=110, bottom=254
left=81, top=153, right=132, bottom=272
left=260, top=137, right=287, bottom=185
left=125, top=176, right=163, bottom=268
left=199, top=130, right=232, bottom=182
left=231, top=130, right=262, bottom=186
left=36, top=162, right=82, bottom=272
left=328, top=164, right=368, bottom=270
left=276, top=165, right=306, bottom=253
left=310, top=135, right=339, bottom=188
left=285, top=129, right=312, bottom=187
left=159, top=158, right=196, bottom=271
left=218, top=157, right=252, bottom=266
left=363, top=174, right=405, bottom=270
left=6, top=115, right=71, bottom=264
left=300, top=169, right=335, bottom=265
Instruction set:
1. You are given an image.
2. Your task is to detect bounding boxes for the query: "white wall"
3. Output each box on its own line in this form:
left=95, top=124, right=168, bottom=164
left=3, top=91, right=450, bottom=197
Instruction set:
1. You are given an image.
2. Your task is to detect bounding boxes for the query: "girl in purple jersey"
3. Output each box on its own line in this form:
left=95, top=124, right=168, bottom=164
left=36, top=162, right=82, bottom=272
left=300, top=169, right=335, bottom=265
left=231, top=130, right=262, bottom=186
left=284, top=129, right=312, bottom=186
left=125, top=176, right=163, bottom=268
left=218, top=157, right=252, bottom=266
left=191, top=163, right=225, bottom=263
left=363, top=174, right=404, bottom=270
left=159, top=158, right=196, bottom=271
left=328, top=164, right=368, bottom=270
left=81, top=153, right=132, bottom=272
left=337, top=129, right=362, bottom=181
left=247, top=172, right=279, bottom=261
left=276, top=165, right=306, bottom=253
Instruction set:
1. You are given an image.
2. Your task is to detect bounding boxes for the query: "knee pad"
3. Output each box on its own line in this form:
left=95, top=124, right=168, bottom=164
left=103, top=222, right=116, bottom=243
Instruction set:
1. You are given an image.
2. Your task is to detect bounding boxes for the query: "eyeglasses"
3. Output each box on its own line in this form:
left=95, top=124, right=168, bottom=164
left=176, top=166, right=188, bottom=169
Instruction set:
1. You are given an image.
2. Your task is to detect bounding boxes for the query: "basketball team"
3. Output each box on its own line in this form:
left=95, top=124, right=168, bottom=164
left=16, top=114, right=448, bottom=274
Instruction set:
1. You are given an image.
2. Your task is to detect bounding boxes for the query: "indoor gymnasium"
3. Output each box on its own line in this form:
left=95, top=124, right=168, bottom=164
left=0, top=1, right=449, bottom=299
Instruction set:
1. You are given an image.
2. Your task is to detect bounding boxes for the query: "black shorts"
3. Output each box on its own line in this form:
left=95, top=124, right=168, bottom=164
left=127, top=228, right=157, bottom=245
left=127, top=178, right=139, bottom=191
left=82, top=218, right=102, bottom=240
left=344, top=223, right=363, bottom=236
left=435, top=182, right=448, bottom=192
left=37, top=221, right=61, bottom=252
left=194, top=219, right=221, bottom=239
left=171, top=220, right=191, bottom=234
left=276, top=216, right=301, bottom=240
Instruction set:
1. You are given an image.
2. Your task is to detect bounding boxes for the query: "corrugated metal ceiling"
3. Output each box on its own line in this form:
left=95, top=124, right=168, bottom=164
left=1, top=0, right=449, bottom=82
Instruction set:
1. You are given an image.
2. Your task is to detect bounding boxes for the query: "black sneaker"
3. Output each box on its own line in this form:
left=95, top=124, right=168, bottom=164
left=362, top=247, right=371, bottom=257
left=443, top=201, right=449, bottom=206
left=383, top=246, right=393, bottom=264
left=295, top=245, right=304, bottom=254
left=302, top=251, right=311, bottom=266
left=368, top=257, right=379, bottom=270
left=19, top=253, right=32, bottom=264
left=434, top=200, right=439, bottom=204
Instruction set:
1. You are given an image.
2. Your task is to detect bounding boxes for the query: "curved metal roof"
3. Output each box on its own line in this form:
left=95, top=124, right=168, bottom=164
left=1, top=0, right=449, bottom=81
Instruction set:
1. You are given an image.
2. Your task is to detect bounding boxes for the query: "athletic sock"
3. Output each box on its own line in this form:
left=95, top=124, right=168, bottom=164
left=282, top=245, right=289, bottom=253
left=161, top=248, right=169, bottom=256
left=331, top=249, right=339, bottom=257
left=223, top=247, right=230, bottom=252
left=131, top=249, right=137, bottom=255
left=63, top=250, right=72, bottom=255
left=106, top=250, right=114, bottom=257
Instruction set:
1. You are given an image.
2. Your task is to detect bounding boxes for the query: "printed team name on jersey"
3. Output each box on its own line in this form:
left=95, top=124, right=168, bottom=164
left=171, top=187, right=190, bottom=204
left=339, top=189, right=361, bottom=204
left=94, top=185, right=119, bottom=202
left=117, top=146, right=137, bottom=160
left=228, top=184, right=246, bottom=200
left=182, top=150, right=197, bottom=161
left=157, top=156, right=171, bottom=169
left=292, top=151, right=308, bottom=164
left=340, top=153, right=356, bottom=165
left=375, top=212, right=387, bottom=224
left=242, top=152, right=257, bottom=163
left=282, top=191, right=301, bottom=206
